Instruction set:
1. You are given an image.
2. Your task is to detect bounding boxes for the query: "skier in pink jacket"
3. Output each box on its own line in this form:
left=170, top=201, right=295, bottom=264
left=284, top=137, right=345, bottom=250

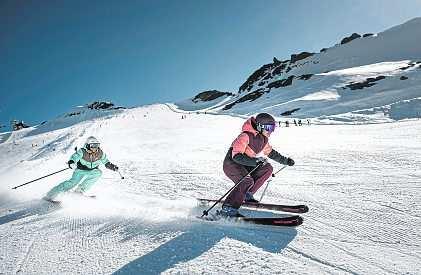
left=219, top=113, right=295, bottom=217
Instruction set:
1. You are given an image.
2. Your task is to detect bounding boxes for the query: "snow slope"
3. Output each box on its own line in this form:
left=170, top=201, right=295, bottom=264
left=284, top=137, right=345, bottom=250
left=0, top=104, right=420, bottom=274
left=176, top=18, right=421, bottom=123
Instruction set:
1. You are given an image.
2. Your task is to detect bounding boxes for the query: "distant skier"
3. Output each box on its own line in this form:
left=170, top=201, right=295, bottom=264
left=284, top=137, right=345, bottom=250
left=219, top=113, right=295, bottom=217
left=43, top=136, right=118, bottom=201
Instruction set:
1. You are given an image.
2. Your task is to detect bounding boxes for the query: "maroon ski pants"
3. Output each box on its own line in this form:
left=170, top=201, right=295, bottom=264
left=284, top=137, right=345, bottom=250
left=223, top=160, right=273, bottom=208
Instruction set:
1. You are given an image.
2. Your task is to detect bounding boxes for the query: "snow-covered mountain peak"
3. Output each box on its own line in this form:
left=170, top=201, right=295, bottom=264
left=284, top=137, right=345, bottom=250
left=177, top=17, right=421, bottom=124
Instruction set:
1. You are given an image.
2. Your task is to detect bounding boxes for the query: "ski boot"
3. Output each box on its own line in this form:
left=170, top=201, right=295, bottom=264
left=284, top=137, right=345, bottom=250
left=216, top=204, right=244, bottom=218
left=73, top=190, right=96, bottom=199
left=42, top=195, right=61, bottom=204
left=244, top=192, right=259, bottom=203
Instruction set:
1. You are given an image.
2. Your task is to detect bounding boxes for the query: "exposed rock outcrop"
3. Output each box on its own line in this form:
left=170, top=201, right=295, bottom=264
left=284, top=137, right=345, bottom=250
left=267, top=76, right=295, bottom=89
left=340, top=33, right=361, bottom=44
left=299, top=74, right=313, bottom=80
left=290, top=52, right=314, bottom=63
left=11, top=120, right=30, bottom=131
left=223, top=89, right=266, bottom=110
left=345, top=76, right=386, bottom=90
left=281, top=108, right=300, bottom=116
left=192, top=90, right=233, bottom=103
left=87, top=101, right=124, bottom=110
left=239, top=63, right=276, bottom=93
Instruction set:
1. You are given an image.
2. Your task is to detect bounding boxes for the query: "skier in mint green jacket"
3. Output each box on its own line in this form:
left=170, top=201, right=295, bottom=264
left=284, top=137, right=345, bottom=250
left=44, top=136, right=118, bottom=201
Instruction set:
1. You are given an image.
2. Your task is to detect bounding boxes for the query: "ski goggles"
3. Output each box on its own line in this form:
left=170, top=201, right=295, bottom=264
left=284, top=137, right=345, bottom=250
left=262, top=123, right=276, bottom=133
left=88, top=143, right=100, bottom=149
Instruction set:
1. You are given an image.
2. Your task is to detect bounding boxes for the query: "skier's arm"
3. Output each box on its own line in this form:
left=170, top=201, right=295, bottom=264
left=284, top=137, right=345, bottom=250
left=70, top=149, right=84, bottom=163
left=100, top=152, right=109, bottom=165
left=231, top=133, right=260, bottom=166
left=101, top=152, right=119, bottom=171
left=231, top=133, right=249, bottom=157
left=232, top=153, right=261, bottom=167
left=268, top=149, right=294, bottom=166
left=105, top=162, right=118, bottom=171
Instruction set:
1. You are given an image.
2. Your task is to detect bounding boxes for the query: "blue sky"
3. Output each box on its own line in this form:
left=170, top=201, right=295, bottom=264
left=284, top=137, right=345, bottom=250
left=1, top=0, right=421, bottom=129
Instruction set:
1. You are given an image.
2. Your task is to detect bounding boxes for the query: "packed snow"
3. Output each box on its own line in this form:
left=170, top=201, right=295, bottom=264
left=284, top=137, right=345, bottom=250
left=0, top=104, right=420, bottom=274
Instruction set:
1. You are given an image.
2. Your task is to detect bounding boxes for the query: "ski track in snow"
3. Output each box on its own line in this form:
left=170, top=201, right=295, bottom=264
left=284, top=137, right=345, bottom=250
left=15, top=240, right=34, bottom=274
left=0, top=104, right=420, bottom=274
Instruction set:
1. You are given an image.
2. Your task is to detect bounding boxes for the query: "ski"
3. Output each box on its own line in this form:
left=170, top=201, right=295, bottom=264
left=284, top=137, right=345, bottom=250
left=42, top=197, right=61, bottom=204
left=197, top=198, right=309, bottom=213
left=42, top=192, right=96, bottom=204
left=241, top=215, right=303, bottom=226
left=201, top=214, right=303, bottom=227
left=72, top=192, right=96, bottom=199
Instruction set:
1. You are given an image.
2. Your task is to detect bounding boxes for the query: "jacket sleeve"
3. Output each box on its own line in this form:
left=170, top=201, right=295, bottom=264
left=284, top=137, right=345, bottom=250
left=268, top=149, right=288, bottom=165
left=232, top=153, right=259, bottom=167
left=100, top=152, right=109, bottom=165
left=231, top=133, right=249, bottom=158
left=262, top=142, right=273, bottom=156
left=231, top=133, right=260, bottom=167
left=70, top=149, right=84, bottom=163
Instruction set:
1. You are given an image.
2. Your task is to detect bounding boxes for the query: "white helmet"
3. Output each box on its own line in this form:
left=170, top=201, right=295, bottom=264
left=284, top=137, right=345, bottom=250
left=85, top=136, right=100, bottom=148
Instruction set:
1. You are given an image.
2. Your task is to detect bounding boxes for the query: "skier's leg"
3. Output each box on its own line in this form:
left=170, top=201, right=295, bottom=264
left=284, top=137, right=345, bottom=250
left=223, top=162, right=254, bottom=209
left=248, top=162, right=273, bottom=194
left=45, top=170, right=84, bottom=199
left=75, top=169, right=102, bottom=193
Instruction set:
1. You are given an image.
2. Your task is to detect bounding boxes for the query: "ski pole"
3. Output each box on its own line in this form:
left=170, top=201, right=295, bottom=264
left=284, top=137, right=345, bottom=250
left=201, top=163, right=262, bottom=217
left=117, top=170, right=125, bottom=179
left=12, top=167, right=70, bottom=190
left=259, top=165, right=287, bottom=202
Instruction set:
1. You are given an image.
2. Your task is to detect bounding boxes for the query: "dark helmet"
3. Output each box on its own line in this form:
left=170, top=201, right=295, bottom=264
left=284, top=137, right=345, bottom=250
left=255, top=113, right=276, bottom=133
left=255, top=113, right=275, bottom=125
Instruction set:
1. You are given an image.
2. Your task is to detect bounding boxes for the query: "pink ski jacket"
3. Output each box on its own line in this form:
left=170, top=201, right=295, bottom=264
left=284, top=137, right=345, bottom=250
left=231, top=117, right=273, bottom=158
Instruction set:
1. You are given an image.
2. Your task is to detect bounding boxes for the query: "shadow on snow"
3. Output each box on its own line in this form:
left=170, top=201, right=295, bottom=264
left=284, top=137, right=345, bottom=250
left=0, top=199, right=298, bottom=274
left=113, top=217, right=297, bottom=274
left=0, top=199, right=60, bottom=226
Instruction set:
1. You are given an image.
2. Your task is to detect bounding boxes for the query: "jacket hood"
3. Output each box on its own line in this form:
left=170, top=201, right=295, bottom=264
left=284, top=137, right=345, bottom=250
left=242, top=118, right=259, bottom=135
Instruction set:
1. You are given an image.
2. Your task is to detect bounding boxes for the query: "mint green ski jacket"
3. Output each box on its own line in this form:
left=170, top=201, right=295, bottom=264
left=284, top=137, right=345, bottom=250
left=70, top=146, right=109, bottom=170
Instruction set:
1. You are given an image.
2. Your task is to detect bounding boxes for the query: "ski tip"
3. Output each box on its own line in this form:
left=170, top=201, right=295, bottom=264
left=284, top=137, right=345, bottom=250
left=270, top=216, right=303, bottom=227
left=197, top=214, right=220, bottom=221
left=300, top=205, right=309, bottom=213
left=42, top=197, right=61, bottom=204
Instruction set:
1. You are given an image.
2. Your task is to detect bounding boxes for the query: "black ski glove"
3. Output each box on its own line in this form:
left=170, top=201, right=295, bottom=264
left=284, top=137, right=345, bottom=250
left=268, top=149, right=287, bottom=165
left=67, top=160, right=75, bottom=169
left=268, top=149, right=295, bottom=166
left=286, top=157, right=295, bottom=166
left=256, top=157, right=268, bottom=166
left=105, top=162, right=119, bottom=171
